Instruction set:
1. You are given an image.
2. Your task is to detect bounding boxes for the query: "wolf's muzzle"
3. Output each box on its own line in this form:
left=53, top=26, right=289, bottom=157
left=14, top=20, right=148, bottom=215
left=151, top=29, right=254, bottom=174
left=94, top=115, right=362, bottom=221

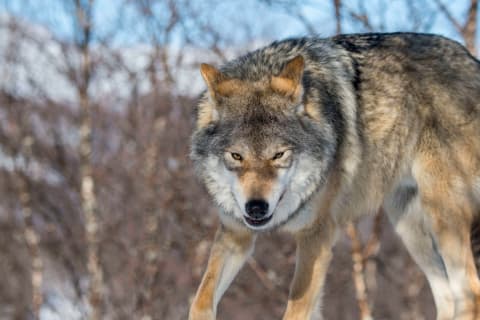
left=244, top=200, right=271, bottom=227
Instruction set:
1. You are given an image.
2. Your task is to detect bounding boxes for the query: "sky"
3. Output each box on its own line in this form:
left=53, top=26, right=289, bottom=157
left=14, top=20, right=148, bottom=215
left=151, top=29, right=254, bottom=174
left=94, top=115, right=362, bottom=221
left=1, top=0, right=478, bottom=49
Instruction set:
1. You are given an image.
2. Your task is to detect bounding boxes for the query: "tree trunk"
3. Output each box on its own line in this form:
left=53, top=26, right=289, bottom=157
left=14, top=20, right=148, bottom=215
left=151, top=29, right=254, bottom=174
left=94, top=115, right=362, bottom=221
left=75, top=0, right=104, bottom=318
left=16, top=135, right=43, bottom=319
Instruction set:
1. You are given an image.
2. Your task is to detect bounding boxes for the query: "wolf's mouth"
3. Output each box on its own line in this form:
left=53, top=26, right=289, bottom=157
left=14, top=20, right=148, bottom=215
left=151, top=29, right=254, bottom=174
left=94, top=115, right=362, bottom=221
left=244, top=214, right=272, bottom=227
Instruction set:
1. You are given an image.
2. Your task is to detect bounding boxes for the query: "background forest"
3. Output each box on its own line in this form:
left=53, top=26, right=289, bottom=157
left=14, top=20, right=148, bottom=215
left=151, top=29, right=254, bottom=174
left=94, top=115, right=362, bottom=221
left=0, top=0, right=478, bottom=319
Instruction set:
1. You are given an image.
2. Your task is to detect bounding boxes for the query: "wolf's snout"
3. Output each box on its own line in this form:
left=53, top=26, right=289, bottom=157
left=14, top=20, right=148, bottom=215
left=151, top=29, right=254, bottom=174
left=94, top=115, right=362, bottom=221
left=245, top=199, right=269, bottom=219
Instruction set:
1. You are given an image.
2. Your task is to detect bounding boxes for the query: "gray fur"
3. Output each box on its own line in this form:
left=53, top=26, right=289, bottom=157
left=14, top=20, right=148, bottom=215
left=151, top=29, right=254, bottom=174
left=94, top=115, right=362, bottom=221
left=190, top=33, right=480, bottom=319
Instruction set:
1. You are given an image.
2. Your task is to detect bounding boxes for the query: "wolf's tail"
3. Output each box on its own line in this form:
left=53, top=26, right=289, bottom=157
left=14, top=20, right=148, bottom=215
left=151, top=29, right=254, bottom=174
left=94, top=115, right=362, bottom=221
left=471, top=217, right=480, bottom=276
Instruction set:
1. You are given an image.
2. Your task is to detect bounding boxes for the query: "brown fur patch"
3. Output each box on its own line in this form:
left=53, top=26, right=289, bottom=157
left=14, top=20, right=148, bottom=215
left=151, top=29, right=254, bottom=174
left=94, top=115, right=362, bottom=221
left=196, top=98, right=216, bottom=129
left=238, top=167, right=276, bottom=200
left=271, top=56, right=305, bottom=99
left=190, top=228, right=253, bottom=314
left=216, top=79, right=249, bottom=97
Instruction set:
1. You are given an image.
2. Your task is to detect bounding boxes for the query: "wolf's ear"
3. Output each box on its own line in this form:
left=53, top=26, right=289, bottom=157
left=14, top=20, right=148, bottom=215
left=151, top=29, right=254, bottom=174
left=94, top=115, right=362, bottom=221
left=271, top=55, right=304, bottom=100
left=200, top=63, right=222, bottom=88
left=200, top=63, right=244, bottom=99
left=197, top=64, right=229, bottom=127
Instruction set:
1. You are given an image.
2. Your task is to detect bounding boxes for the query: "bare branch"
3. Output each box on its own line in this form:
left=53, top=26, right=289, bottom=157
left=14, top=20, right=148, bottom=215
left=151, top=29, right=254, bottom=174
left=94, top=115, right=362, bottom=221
left=433, top=0, right=464, bottom=33
left=347, top=10, right=374, bottom=32
left=334, top=0, right=342, bottom=35
left=434, top=0, right=477, bottom=54
left=346, top=222, right=373, bottom=320
left=464, top=0, right=478, bottom=54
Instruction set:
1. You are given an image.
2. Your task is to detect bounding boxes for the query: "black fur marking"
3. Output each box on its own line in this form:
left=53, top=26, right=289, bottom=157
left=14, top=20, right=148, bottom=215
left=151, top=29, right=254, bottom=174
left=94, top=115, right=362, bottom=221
left=333, top=34, right=386, bottom=53
left=321, top=89, right=345, bottom=155
left=430, top=234, right=449, bottom=279
left=392, top=185, right=418, bottom=212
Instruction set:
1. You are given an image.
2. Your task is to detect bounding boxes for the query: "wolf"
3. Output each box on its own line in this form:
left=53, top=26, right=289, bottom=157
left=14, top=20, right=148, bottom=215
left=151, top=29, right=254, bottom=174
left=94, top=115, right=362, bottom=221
left=189, top=33, right=480, bottom=320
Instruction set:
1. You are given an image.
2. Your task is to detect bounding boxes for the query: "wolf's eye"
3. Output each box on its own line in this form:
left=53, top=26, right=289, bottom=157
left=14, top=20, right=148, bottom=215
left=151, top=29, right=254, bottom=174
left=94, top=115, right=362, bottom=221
left=231, top=153, right=243, bottom=161
left=272, top=151, right=285, bottom=160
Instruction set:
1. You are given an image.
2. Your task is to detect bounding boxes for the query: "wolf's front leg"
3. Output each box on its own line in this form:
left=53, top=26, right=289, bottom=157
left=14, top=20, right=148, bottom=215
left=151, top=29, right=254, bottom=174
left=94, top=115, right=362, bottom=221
left=189, top=225, right=255, bottom=320
left=283, top=217, right=336, bottom=320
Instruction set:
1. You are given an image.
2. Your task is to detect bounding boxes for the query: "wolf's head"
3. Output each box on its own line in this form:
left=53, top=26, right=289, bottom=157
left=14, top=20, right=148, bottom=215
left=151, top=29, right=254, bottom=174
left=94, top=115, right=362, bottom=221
left=191, top=55, right=339, bottom=231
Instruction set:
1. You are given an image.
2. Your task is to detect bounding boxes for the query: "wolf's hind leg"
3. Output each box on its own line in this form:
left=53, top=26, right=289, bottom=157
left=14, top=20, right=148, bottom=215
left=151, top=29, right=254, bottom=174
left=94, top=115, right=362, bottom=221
left=385, top=191, right=455, bottom=320
left=420, top=202, right=480, bottom=320
left=413, top=158, right=480, bottom=319
left=189, top=226, right=255, bottom=320
left=283, top=215, right=336, bottom=320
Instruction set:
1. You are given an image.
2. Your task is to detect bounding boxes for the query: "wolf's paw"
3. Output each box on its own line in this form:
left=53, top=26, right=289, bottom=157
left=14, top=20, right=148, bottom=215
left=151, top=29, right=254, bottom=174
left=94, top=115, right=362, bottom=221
left=188, top=307, right=215, bottom=320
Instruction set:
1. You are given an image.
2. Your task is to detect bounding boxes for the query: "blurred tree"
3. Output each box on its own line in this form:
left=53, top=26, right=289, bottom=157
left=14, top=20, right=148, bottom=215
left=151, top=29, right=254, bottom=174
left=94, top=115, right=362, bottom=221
left=71, top=0, right=105, bottom=318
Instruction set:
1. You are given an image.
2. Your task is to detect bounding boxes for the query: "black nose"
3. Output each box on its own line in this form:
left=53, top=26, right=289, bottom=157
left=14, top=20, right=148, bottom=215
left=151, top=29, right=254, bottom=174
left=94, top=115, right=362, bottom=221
left=245, top=199, right=269, bottom=219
